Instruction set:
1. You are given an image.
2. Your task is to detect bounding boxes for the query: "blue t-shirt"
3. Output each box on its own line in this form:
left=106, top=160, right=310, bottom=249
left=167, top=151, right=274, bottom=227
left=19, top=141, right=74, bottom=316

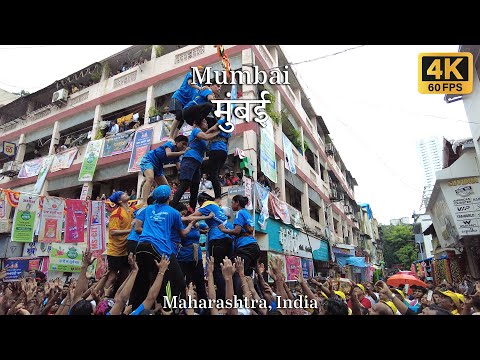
left=209, top=118, right=232, bottom=153
left=198, top=203, right=228, bottom=241
left=137, top=203, right=185, bottom=256
left=234, top=209, right=257, bottom=248
left=130, top=303, right=145, bottom=316
left=177, top=225, right=204, bottom=262
left=126, top=207, right=147, bottom=242
left=172, top=72, right=198, bottom=106
left=183, top=128, right=207, bottom=163
left=144, top=141, right=179, bottom=170
left=184, top=88, right=213, bottom=109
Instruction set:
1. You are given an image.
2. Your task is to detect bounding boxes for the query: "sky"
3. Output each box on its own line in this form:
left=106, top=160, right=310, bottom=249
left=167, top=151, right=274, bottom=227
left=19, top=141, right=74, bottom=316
left=0, top=45, right=472, bottom=224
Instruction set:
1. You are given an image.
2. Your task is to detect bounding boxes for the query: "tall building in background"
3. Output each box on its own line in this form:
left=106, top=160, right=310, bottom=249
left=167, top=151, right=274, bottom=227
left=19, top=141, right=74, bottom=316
left=417, top=136, right=444, bottom=210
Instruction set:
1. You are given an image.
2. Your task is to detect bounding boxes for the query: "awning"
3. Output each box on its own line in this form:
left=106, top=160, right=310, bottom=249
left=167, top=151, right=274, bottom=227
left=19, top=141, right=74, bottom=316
left=346, top=257, right=367, bottom=268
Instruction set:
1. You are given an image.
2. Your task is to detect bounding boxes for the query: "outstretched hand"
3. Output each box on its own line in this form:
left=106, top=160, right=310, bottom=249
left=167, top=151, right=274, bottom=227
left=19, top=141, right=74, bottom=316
left=82, top=248, right=95, bottom=267
left=220, top=257, right=236, bottom=279
left=128, top=253, right=139, bottom=272
left=155, top=255, right=170, bottom=274
left=207, top=256, right=214, bottom=276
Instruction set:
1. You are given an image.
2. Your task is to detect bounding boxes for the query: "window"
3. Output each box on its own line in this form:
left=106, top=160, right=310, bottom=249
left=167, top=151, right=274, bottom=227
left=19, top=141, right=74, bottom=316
left=309, top=201, right=320, bottom=222
left=285, top=182, right=302, bottom=212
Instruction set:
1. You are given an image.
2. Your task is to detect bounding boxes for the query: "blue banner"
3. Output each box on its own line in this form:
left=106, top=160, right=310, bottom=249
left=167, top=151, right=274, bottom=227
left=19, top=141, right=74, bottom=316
left=128, top=128, right=154, bottom=172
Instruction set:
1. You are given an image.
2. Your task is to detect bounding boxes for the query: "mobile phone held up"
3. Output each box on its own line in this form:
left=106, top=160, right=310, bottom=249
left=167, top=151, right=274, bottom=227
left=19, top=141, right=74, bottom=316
left=427, top=290, right=433, bottom=302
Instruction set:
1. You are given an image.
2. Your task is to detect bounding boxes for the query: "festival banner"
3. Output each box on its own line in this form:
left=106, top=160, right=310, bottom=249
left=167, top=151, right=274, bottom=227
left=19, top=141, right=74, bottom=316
left=128, top=128, right=153, bottom=173
left=243, top=177, right=253, bottom=210
left=283, top=134, right=297, bottom=174
left=286, top=204, right=302, bottom=229
left=102, top=130, right=135, bottom=157
left=301, top=258, right=314, bottom=279
left=17, top=158, right=43, bottom=179
left=49, top=243, right=83, bottom=273
left=38, top=197, right=64, bottom=243
left=78, top=139, right=103, bottom=182
left=255, top=182, right=270, bottom=230
left=3, top=257, right=41, bottom=282
left=50, top=148, right=78, bottom=172
left=41, top=256, right=49, bottom=277
left=285, top=255, right=301, bottom=281
left=33, top=155, right=54, bottom=194
left=65, top=199, right=86, bottom=243
left=260, top=118, right=277, bottom=184
left=3, top=190, right=20, bottom=207
left=79, top=183, right=89, bottom=200
left=23, top=241, right=52, bottom=257
left=87, top=200, right=106, bottom=252
left=11, top=194, right=40, bottom=243
left=269, top=192, right=291, bottom=225
left=267, top=252, right=286, bottom=282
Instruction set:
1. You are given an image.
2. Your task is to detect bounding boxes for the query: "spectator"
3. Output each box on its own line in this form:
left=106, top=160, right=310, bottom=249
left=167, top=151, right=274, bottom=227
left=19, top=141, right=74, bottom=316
left=229, top=171, right=240, bottom=185
left=199, top=173, right=213, bottom=191
left=129, top=189, right=137, bottom=201
left=162, top=106, right=175, bottom=120
left=218, top=174, right=226, bottom=187
left=107, top=119, right=119, bottom=136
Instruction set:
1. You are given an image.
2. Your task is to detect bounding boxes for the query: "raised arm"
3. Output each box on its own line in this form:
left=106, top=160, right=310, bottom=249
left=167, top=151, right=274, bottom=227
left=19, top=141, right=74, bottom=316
left=206, top=256, right=218, bottom=315
left=135, top=218, right=143, bottom=234
left=180, top=221, right=196, bottom=238
left=195, top=130, right=220, bottom=141
left=221, top=257, right=238, bottom=315
left=109, top=254, right=139, bottom=315
left=295, top=270, right=321, bottom=308
left=376, top=280, right=409, bottom=315
left=141, top=255, right=170, bottom=311
left=235, top=257, right=252, bottom=302
left=72, top=248, right=96, bottom=306
left=165, top=147, right=186, bottom=159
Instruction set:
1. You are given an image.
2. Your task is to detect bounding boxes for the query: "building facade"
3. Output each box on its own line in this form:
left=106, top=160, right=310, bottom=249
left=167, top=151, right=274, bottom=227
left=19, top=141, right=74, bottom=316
left=0, top=45, right=364, bottom=278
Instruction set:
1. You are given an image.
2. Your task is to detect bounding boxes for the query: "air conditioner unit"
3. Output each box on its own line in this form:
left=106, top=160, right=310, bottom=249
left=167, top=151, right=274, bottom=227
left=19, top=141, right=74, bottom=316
left=0, top=161, right=21, bottom=177
left=52, top=89, right=69, bottom=103
left=326, top=143, right=335, bottom=155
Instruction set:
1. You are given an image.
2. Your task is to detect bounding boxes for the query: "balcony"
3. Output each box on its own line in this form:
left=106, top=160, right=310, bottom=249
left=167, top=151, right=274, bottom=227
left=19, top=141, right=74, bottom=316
left=0, top=45, right=226, bottom=140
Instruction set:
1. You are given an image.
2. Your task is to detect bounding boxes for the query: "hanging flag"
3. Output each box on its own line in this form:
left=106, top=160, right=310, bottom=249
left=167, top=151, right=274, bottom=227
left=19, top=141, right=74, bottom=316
left=78, top=139, right=103, bottom=182
left=269, top=192, right=291, bottom=225
left=17, top=158, right=43, bottom=179
left=255, top=182, right=270, bottom=230
left=283, top=134, right=296, bottom=174
left=4, top=190, right=20, bottom=207
left=33, top=155, right=54, bottom=194
left=87, top=200, right=106, bottom=252
left=50, top=148, right=78, bottom=172
left=11, top=194, right=40, bottom=243
left=260, top=120, right=277, bottom=184
left=243, top=177, right=253, bottom=211
left=65, top=199, right=86, bottom=243
left=38, top=197, right=64, bottom=243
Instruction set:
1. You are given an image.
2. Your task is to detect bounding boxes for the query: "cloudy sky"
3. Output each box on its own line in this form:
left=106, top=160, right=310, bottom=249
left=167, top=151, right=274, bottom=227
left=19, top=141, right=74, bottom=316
left=0, top=45, right=471, bottom=224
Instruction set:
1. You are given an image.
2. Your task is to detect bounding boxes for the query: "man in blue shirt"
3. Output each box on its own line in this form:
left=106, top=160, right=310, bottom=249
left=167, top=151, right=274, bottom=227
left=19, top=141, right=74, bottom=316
left=126, top=196, right=154, bottom=255
left=189, top=192, right=232, bottom=300
left=139, top=135, right=188, bottom=203
left=130, top=185, right=194, bottom=310
left=169, top=66, right=207, bottom=139
left=205, top=117, right=232, bottom=203
left=182, top=82, right=222, bottom=128
left=170, top=118, right=220, bottom=210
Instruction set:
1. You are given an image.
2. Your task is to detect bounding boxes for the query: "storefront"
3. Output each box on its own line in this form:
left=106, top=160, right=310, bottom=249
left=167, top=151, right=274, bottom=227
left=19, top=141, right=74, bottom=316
left=254, top=214, right=329, bottom=281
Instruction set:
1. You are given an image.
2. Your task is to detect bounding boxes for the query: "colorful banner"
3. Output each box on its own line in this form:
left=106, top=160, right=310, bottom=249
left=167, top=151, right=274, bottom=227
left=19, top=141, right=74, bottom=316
left=128, top=128, right=153, bottom=173
left=286, top=204, right=302, bottom=229
left=159, top=120, right=193, bottom=142
left=102, top=130, right=135, bottom=157
left=1, top=141, right=16, bottom=157
left=50, top=148, right=78, bottom=172
left=17, top=158, right=43, bottom=179
left=3, top=257, right=41, bottom=282
left=38, top=197, right=64, bottom=243
left=301, top=258, right=314, bottom=279
left=312, top=240, right=329, bottom=261
left=260, top=118, right=277, bottom=184
left=87, top=201, right=106, bottom=252
left=78, top=139, right=103, bottom=182
left=49, top=243, right=83, bottom=273
left=23, top=241, right=52, bottom=257
left=3, top=190, right=20, bottom=207
left=255, top=182, right=270, bottom=230
left=33, top=155, right=54, bottom=194
left=41, top=256, right=49, bottom=277
left=285, top=255, right=301, bottom=281
left=11, top=194, right=40, bottom=243
left=283, top=134, right=296, bottom=174
left=243, top=177, right=253, bottom=211
left=79, top=183, right=89, bottom=200
left=65, top=199, right=86, bottom=243
left=269, top=192, right=291, bottom=225
left=267, top=252, right=286, bottom=282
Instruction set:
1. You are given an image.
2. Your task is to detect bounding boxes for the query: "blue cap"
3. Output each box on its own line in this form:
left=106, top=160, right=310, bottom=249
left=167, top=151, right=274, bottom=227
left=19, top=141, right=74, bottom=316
left=199, top=223, right=208, bottom=230
left=109, top=191, right=124, bottom=205
left=152, top=185, right=171, bottom=203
